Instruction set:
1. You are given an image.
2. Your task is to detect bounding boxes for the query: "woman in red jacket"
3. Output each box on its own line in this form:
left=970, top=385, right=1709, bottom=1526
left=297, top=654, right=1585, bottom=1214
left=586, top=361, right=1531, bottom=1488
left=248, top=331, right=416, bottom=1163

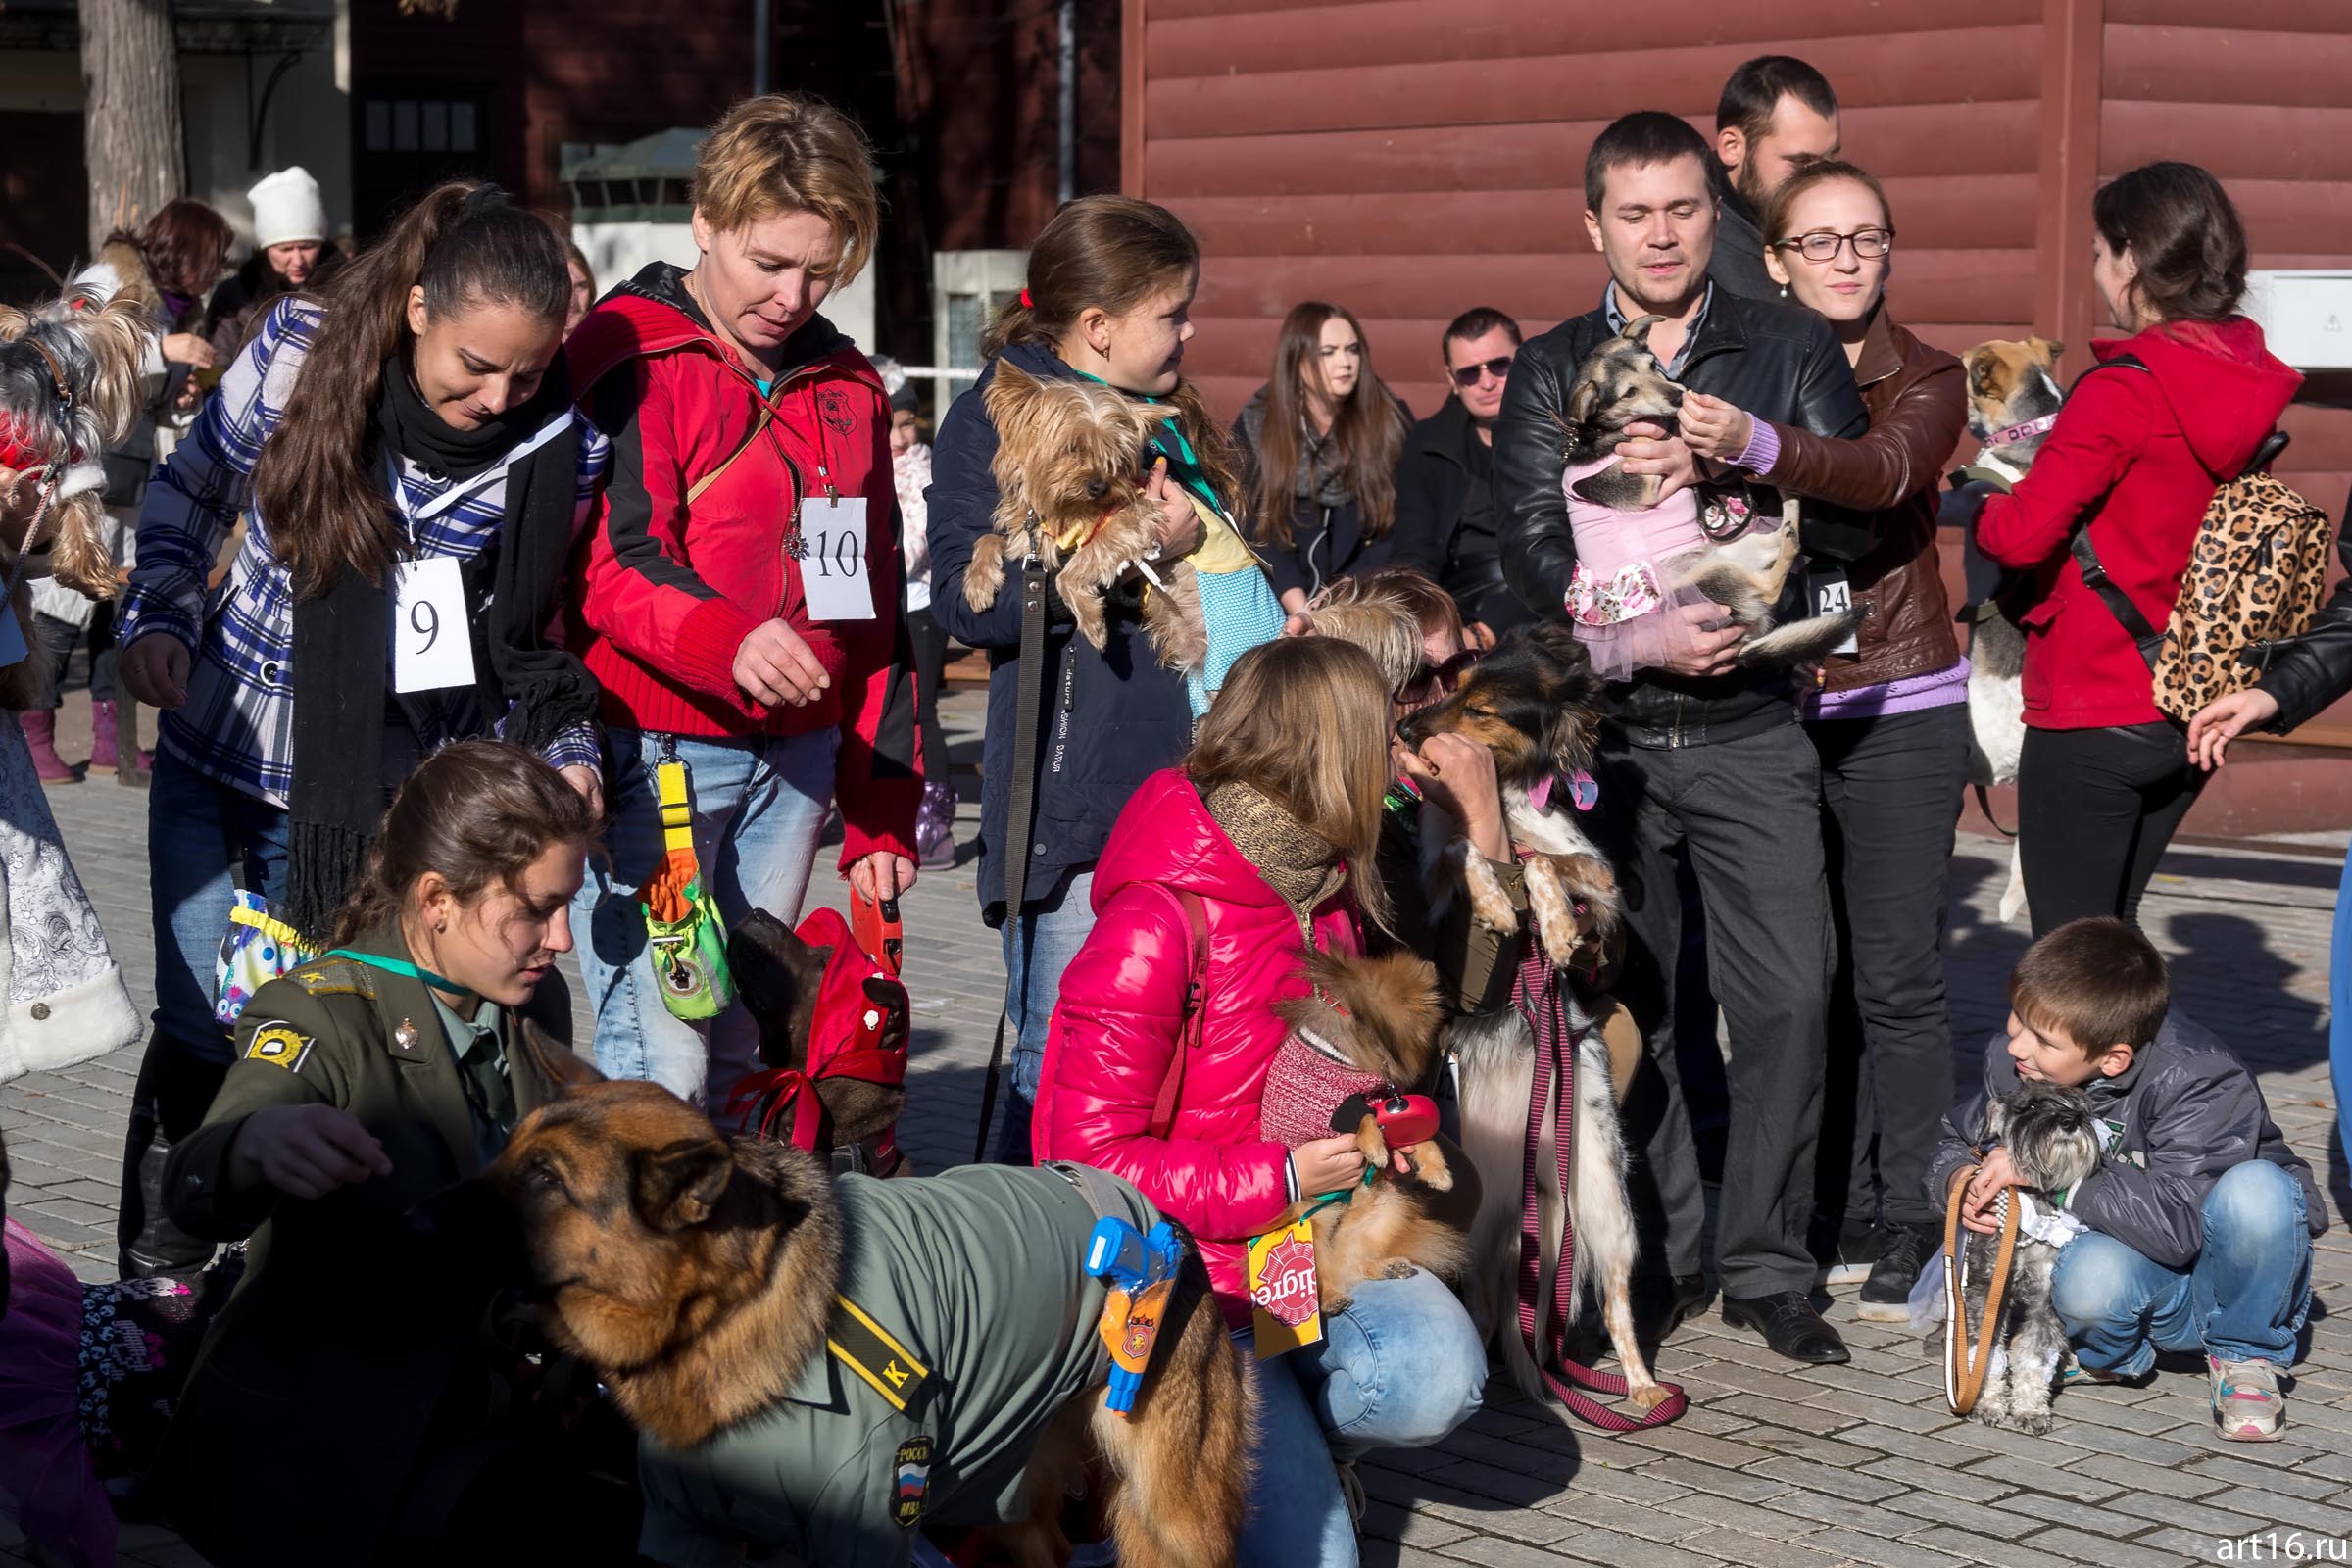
left=1034, top=637, right=1485, bottom=1567
left=1977, top=163, right=2299, bottom=936
left=565, top=96, right=921, bottom=1103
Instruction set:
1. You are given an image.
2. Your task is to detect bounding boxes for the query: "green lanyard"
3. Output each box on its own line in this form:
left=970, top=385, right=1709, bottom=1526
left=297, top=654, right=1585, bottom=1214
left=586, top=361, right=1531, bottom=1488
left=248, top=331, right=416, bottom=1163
left=324, top=948, right=472, bottom=999
left=1068, top=368, right=1223, bottom=514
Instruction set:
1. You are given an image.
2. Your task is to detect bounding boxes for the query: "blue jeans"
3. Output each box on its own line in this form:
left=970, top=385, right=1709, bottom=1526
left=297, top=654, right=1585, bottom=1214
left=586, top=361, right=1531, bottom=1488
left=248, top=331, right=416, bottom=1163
left=146, top=746, right=291, bottom=1065
left=1235, top=1269, right=1487, bottom=1567
left=574, top=727, right=836, bottom=1105
left=2050, top=1160, right=2315, bottom=1374
left=989, top=869, right=1095, bottom=1163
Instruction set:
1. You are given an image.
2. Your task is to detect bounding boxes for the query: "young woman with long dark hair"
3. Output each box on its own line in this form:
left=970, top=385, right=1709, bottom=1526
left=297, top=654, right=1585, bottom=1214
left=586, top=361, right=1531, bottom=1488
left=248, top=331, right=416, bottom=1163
left=115, top=181, right=607, bottom=1278
left=1236, top=301, right=1410, bottom=616
left=1976, top=163, right=2300, bottom=936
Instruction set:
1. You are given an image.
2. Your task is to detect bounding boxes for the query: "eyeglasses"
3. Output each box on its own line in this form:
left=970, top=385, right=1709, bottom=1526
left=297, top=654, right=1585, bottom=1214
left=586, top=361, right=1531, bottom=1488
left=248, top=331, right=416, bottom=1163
left=1449, top=355, right=1515, bottom=388
left=1396, top=647, right=1483, bottom=703
left=1774, top=228, right=1895, bottom=263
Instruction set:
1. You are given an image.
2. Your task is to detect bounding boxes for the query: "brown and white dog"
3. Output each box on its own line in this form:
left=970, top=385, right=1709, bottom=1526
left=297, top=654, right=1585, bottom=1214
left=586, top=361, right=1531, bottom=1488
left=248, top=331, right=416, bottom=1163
left=1393, top=624, right=1671, bottom=1412
left=1953, top=336, right=2066, bottom=923
left=960, top=360, right=1208, bottom=673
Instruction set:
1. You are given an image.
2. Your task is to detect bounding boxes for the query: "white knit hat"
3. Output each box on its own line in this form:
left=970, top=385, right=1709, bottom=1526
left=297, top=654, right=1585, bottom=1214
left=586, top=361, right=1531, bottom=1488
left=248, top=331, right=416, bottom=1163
left=248, top=167, right=326, bottom=250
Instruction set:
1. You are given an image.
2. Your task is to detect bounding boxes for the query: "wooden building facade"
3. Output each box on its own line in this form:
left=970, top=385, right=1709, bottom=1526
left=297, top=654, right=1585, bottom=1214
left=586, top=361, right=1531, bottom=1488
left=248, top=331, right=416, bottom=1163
left=1123, top=0, right=2352, bottom=831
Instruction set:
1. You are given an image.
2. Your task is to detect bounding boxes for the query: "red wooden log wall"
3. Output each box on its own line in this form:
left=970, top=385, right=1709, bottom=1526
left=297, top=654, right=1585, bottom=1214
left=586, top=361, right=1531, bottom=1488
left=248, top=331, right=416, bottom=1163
left=1123, top=0, right=2352, bottom=516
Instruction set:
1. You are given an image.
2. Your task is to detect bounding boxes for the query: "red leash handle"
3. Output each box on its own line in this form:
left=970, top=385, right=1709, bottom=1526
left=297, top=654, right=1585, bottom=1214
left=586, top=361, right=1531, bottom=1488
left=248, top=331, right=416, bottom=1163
left=1513, top=951, right=1688, bottom=1432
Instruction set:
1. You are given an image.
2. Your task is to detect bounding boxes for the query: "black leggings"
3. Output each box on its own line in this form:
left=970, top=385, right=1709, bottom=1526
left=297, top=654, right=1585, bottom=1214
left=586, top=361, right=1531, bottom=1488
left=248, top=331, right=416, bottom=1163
left=2017, top=721, right=2206, bottom=937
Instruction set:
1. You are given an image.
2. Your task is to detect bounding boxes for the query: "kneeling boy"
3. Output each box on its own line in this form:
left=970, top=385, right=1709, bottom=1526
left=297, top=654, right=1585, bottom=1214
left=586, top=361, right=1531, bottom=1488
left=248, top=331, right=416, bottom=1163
left=1926, top=918, right=2327, bottom=1440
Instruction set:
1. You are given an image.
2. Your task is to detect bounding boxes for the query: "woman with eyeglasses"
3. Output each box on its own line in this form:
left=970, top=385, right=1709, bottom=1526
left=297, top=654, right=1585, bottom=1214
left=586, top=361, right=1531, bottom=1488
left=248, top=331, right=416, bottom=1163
left=1675, top=160, right=1971, bottom=1320
left=1235, top=301, right=1410, bottom=621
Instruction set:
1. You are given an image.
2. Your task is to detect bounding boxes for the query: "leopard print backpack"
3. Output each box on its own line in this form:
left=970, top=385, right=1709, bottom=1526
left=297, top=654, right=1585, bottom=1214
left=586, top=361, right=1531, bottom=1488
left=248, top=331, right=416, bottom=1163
left=2066, top=355, right=2334, bottom=723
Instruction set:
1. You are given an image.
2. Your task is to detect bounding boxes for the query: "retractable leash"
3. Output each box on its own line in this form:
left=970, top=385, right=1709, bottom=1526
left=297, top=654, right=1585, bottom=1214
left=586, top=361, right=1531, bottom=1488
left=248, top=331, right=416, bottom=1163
left=1510, top=945, right=1687, bottom=1432
left=1942, top=1159, right=2022, bottom=1416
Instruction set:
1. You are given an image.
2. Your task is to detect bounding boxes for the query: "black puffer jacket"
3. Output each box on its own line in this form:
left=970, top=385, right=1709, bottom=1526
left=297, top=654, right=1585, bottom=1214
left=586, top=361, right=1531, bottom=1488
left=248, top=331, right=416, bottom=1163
left=1925, top=1011, right=2328, bottom=1270
left=1494, top=285, right=1868, bottom=747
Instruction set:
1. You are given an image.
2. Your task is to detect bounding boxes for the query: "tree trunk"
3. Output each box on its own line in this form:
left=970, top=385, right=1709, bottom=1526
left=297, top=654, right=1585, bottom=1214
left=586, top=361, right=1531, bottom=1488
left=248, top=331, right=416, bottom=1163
left=79, top=0, right=183, bottom=257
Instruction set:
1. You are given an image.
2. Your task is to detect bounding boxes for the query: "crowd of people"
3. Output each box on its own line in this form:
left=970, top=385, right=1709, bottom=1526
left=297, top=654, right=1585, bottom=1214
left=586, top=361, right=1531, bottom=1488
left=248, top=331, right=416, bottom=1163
left=0, top=47, right=2342, bottom=1568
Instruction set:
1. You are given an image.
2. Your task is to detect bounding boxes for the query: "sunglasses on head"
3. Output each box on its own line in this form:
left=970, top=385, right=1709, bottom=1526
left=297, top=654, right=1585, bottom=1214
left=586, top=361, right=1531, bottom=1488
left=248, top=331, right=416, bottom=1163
left=1448, top=355, right=1515, bottom=388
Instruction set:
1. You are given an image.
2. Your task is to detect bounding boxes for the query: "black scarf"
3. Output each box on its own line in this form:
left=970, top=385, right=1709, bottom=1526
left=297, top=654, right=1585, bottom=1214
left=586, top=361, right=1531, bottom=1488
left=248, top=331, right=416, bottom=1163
left=285, top=353, right=595, bottom=941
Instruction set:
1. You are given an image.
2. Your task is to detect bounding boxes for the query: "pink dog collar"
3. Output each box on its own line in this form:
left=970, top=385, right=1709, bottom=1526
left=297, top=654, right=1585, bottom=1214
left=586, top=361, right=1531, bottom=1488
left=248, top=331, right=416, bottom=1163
left=1527, top=770, right=1599, bottom=812
left=1984, top=411, right=2059, bottom=448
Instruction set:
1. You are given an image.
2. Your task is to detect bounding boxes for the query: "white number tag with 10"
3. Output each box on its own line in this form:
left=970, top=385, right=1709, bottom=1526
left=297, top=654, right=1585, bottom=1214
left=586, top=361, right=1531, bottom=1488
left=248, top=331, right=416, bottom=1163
left=391, top=556, right=478, bottom=692
left=798, top=496, right=873, bottom=622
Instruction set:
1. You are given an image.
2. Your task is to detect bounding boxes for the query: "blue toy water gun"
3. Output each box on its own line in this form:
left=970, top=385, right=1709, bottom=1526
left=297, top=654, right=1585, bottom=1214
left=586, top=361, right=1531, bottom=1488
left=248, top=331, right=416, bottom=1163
left=1085, top=1215, right=1185, bottom=1415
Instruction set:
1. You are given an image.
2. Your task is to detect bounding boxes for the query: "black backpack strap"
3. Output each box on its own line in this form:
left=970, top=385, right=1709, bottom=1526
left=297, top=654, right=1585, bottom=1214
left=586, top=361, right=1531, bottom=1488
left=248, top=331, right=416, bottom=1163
left=2061, top=353, right=2164, bottom=671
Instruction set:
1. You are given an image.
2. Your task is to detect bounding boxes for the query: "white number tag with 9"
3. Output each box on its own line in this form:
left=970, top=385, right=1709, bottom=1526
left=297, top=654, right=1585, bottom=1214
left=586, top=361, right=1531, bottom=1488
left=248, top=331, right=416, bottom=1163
left=391, top=556, right=477, bottom=692
left=798, top=497, right=874, bottom=622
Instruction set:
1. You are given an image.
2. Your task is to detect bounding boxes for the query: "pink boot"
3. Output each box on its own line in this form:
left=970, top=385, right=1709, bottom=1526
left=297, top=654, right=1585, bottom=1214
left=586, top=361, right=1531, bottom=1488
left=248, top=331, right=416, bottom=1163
left=18, top=710, right=78, bottom=783
left=90, top=700, right=152, bottom=772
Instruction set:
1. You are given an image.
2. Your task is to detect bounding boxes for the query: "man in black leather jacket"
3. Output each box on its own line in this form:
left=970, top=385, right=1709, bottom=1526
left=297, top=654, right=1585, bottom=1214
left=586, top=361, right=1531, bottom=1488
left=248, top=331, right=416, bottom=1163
left=1495, top=111, right=1868, bottom=1365
left=1393, top=307, right=1536, bottom=636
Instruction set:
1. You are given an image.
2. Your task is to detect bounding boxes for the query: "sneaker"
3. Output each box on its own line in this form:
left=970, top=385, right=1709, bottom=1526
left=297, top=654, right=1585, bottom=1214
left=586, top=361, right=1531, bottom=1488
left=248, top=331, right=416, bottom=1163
left=2059, top=1353, right=2128, bottom=1389
left=2210, top=1355, right=2286, bottom=1442
left=1816, top=1215, right=1881, bottom=1287
left=1855, top=1221, right=1938, bottom=1322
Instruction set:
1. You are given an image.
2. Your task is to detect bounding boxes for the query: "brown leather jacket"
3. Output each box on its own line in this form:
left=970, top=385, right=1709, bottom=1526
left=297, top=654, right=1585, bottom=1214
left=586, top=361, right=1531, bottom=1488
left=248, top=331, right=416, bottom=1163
left=1765, top=311, right=1967, bottom=693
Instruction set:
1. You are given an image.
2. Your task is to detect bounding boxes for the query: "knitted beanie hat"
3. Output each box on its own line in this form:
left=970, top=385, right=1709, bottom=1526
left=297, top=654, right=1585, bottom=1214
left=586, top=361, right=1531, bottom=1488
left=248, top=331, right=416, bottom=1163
left=248, top=168, right=327, bottom=250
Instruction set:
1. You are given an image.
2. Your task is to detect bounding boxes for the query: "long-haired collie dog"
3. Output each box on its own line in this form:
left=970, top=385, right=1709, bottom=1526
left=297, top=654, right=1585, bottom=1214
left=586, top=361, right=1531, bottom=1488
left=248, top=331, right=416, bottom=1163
left=1394, top=622, right=1671, bottom=1411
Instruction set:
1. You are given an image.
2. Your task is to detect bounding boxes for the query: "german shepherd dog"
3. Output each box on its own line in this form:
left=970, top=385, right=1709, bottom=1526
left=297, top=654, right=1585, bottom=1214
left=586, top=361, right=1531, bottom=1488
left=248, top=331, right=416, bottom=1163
left=959, top=359, right=1209, bottom=673
left=1953, top=336, right=2066, bottom=923
left=1393, top=624, right=1671, bottom=1412
left=1558, top=315, right=1865, bottom=666
left=473, top=1053, right=1253, bottom=1568
left=1269, top=948, right=1482, bottom=1310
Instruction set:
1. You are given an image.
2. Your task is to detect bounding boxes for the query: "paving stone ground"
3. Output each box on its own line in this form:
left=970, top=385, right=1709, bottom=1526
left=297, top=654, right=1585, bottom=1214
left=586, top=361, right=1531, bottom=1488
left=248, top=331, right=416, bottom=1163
left=5, top=690, right=2348, bottom=1567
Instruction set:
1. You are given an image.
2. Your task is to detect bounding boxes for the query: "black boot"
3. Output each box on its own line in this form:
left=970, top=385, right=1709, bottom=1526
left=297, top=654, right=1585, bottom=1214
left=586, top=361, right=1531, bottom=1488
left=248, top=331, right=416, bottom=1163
left=117, top=1044, right=228, bottom=1278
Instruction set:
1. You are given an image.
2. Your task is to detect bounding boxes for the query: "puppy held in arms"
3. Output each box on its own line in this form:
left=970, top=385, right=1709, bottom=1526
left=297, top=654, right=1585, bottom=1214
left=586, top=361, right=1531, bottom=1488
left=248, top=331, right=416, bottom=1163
left=1259, top=949, right=1481, bottom=1311
left=1950, top=1082, right=2104, bottom=1435
left=961, top=360, right=1208, bottom=673
left=1554, top=314, right=1864, bottom=674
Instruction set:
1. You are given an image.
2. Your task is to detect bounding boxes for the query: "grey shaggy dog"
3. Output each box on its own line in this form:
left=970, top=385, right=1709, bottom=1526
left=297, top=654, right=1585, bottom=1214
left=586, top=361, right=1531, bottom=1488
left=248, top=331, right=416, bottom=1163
left=1962, top=1081, right=2105, bottom=1434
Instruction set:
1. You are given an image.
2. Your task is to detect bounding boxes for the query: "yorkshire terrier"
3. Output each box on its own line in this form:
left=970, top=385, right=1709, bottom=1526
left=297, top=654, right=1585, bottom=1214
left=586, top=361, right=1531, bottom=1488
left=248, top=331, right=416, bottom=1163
left=0, top=287, right=151, bottom=709
left=1955, top=1081, right=2106, bottom=1435
left=1261, top=948, right=1479, bottom=1312
left=961, top=360, right=1207, bottom=670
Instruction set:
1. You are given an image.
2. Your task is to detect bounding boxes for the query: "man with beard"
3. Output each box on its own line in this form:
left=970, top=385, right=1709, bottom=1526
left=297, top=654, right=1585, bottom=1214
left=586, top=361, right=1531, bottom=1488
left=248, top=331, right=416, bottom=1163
left=1711, top=56, right=1841, bottom=302
left=1495, top=111, right=1868, bottom=1366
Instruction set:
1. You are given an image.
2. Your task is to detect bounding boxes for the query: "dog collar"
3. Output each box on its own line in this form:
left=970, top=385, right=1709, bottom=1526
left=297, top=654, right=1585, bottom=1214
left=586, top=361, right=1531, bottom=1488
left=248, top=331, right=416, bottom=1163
left=1526, top=770, right=1599, bottom=813
left=1982, top=412, right=2058, bottom=449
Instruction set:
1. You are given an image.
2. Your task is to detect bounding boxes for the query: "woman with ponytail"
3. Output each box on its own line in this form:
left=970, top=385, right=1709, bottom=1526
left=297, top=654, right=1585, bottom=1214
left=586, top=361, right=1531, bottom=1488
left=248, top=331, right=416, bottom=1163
left=930, top=194, right=1282, bottom=1162
left=114, top=181, right=608, bottom=1279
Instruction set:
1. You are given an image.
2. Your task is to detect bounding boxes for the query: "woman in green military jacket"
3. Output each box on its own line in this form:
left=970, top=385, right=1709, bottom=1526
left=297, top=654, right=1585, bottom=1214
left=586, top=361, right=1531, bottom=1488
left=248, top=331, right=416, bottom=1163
left=151, top=741, right=605, bottom=1567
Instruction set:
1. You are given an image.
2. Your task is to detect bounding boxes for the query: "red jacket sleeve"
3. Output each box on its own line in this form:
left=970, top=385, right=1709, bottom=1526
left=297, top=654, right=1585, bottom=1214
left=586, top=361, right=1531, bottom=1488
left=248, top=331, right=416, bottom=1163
left=832, top=392, right=922, bottom=866
left=1036, top=885, right=1294, bottom=1244
left=1976, top=368, right=2156, bottom=570
left=578, top=361, right=770, bottom=716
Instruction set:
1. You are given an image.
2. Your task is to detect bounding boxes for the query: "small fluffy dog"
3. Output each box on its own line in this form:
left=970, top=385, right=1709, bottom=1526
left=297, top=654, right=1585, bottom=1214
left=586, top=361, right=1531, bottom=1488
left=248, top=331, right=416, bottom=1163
left=1953, top=336, right=2065, bottom=923
left=1954, top=1081, right=2104, bottom=1435
left=961, top=360, right=1207, bottom=670
left=1557, top=315, right=1864, bottom=666
left=1264, top=948, right=1481, bottom=1311
left=0, top=287, right=150, bottom=708
left=1394, top=624, right=1671, bottom=1412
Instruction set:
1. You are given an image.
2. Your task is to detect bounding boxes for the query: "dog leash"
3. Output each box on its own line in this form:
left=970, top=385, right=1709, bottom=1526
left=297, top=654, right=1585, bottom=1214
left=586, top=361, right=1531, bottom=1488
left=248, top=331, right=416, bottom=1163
left=972, top=551, right=1051, bottom=1163
left=1941, top=1159, right=2023, bottom=1416
left=1510, top=945, right=1687, bottom=1432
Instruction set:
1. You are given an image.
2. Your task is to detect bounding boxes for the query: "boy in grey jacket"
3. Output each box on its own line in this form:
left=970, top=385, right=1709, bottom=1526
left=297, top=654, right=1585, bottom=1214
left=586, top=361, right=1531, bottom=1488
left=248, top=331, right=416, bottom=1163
left=1928, top=919, right=2326, bottom=1442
